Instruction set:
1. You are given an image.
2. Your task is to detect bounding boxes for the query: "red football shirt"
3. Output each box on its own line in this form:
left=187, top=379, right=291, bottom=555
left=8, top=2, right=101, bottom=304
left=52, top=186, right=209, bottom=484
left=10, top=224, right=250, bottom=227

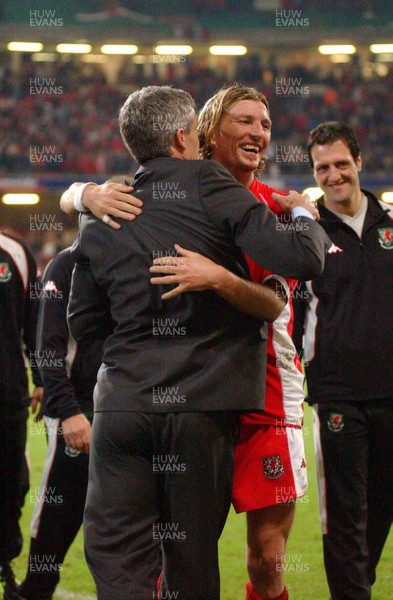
left=241, top=179, right=304, bottom=427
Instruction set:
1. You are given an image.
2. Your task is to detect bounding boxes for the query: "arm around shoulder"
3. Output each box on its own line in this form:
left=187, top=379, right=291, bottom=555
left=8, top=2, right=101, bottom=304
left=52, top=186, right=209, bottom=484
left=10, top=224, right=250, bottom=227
left=212, top=268, right=285, bottom=322
left=237, top=209, right=332, bottom=281
left=60, top=182, right=88, bottom=215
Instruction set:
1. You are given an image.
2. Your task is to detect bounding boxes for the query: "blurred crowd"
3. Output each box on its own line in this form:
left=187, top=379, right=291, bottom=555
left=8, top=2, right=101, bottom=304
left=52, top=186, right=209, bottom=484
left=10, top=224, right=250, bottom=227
left=0, top=223, right=79, bottom=276
left=0, top=52, right=391, bottom=180
left=0, top=50, right=391, bottom=267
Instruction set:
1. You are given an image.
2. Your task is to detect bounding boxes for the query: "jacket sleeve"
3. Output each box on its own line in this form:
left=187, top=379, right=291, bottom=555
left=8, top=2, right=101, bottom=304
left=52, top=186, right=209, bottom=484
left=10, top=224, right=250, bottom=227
left=36, top=251, right=82, bottom=421
left=68, top=227, right=114, bottom=344
left=199, top=161, right=332, bottom=280
left=23, top=246, right=42, bottom=388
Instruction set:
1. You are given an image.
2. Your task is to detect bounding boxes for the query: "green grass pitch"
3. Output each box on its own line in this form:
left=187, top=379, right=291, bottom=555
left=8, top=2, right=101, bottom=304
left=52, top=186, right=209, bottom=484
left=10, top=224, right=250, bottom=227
left=14, top=405, right=392, bottom=599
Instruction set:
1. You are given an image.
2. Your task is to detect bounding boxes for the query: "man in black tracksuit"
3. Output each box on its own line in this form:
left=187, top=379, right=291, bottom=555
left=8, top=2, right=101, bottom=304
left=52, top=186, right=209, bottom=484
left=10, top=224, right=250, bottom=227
left=0, top=232, right=42, bottom=600
left=18, top=248, right=103, bottom=600
left=293, top=122, right=393, bottom=600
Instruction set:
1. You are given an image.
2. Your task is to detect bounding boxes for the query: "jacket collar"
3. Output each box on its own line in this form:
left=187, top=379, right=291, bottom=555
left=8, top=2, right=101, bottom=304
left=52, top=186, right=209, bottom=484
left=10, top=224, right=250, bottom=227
left=135, top=156, right=182, bottom=177
left=317, top=189, right=386, bottom=225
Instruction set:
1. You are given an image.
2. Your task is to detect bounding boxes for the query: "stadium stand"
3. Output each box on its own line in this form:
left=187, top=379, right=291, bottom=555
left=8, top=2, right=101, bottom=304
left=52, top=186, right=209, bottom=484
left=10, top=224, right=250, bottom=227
left=0, top=0, right=391, bottom=266
left=0, top=52, right=392, bottom=178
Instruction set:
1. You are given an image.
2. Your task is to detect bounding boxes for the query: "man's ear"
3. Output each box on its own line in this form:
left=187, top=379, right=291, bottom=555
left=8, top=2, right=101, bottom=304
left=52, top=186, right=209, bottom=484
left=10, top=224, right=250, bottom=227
left=356, top=152, right=362, bottom=172
left=174, top=128, right=186, bottom=152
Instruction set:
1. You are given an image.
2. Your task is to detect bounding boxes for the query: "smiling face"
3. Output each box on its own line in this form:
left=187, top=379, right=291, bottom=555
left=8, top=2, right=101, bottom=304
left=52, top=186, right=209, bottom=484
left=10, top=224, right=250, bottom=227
left=210, top=99, right=272, bottom=187
left=311, top=139, right=363, bottom=215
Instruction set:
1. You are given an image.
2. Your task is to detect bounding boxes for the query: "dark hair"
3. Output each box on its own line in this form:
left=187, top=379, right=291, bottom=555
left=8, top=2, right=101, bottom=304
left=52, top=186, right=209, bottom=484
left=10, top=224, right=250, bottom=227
left=119, top=86, right=195, bottom=164
left=307, top=121, right=361, bottom=168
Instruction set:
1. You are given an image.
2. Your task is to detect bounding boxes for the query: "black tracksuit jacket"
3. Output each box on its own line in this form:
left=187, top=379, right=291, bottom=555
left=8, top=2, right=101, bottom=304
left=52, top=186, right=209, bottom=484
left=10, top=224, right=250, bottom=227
left=36, top=248, right=102, bottom=420
left=0, top=232, right=41, bottom=415
left=293, top=190, right=393, bottom=403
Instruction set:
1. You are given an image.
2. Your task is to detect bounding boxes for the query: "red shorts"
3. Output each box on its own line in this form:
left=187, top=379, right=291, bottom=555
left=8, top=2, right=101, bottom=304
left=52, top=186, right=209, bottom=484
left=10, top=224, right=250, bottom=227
left=232, top=422, right=308, bottom=513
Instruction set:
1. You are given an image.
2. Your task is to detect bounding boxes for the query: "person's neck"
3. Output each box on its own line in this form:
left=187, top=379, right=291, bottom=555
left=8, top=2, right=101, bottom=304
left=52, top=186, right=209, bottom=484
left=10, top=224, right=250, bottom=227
left=229, top=168, right=254, bottom=188
left=170, top=148, right=185, bottom=159
left=325, top=189, right=364, bottom=217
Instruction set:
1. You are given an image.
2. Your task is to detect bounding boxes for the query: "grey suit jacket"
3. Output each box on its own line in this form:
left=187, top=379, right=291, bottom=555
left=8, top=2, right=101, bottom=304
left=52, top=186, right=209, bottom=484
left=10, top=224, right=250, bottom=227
left=68, top=158, right=331, bottom=413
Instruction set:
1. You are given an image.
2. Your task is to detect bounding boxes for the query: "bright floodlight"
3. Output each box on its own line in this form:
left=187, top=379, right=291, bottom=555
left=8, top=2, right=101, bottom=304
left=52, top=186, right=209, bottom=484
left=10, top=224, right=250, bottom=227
left=302, top=188, right=323, bottom=202
left=209, top=45, right=247, bottom=56
left=101, top=45, right=138, bottom=55
left=56, top=44, right=92, bottom=54
left=370, top=44, right=393, bottom=53
left=154, top=45, right=193, bottom=55
left=319, top=45, right=356, bottom=55
left=2, top=194, right=40, bottom=205
left=8, top=42, right=43, bottom=52
left=381, top=191, right=393, bottom=204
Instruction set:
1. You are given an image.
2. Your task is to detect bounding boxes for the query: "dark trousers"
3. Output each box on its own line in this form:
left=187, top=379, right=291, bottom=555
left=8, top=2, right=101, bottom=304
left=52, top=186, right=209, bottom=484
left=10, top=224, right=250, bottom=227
left=19, top=418, right=89, bottom=599
left=0, top=407, right=28, bottom=563
left=84, top=411, right=238, bottom=600
left=314, top=399, right=393, bottom=600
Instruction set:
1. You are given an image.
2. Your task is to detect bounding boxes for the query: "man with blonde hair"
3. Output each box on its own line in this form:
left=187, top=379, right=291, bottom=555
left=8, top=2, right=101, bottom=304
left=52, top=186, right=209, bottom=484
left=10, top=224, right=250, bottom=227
left=195, top=83, right=306, bottom=600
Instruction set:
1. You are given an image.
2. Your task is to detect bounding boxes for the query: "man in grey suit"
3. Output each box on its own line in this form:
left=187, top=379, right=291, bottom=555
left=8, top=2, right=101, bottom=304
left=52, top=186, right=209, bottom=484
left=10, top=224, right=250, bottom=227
left=68, top=85, right=330, bottom=600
